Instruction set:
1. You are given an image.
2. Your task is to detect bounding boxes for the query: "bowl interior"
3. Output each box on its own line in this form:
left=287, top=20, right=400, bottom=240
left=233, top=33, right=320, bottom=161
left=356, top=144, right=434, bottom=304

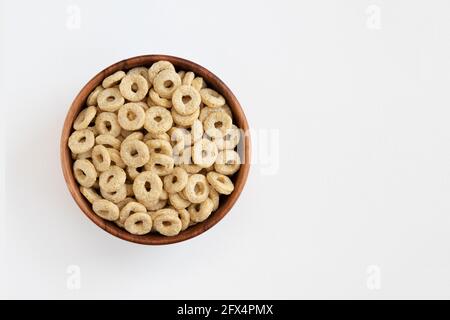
left=61, top=55, right=250, bottom=245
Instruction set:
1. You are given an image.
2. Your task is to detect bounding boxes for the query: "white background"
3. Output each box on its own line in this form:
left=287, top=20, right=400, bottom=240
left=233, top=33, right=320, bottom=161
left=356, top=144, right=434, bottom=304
left=1, top=0, right=450, bottom=299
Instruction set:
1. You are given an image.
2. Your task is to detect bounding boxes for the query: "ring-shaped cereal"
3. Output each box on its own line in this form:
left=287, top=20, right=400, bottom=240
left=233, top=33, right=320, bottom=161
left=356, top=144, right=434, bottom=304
left=145, top=139, right=173, bottom=156
left=80, top=186, right=101, bottom=204
left=172, top=85, right=201, bottom=115
left=200, top=88, right=225, bottom=108
left=126, top=165, right=144, bottom=180
left=184, top=174, right=210, bottom=203
left=68, top=129, right=95, bottom=154
left=214, top=150, right=241, bottom=175
left=191, top=77, right=207, bottom=92
left=206, top=172, right=234, bottom=195
left=95, top=112, right=121, bottom=137
left=73, top=159, right=97, bottom=188
left=142, top=198, right=167, bottom=211
left=124, top=212, right=152, bottom=235
left=73, top=106, right=97, bottom=130
left=102, top=70, right=126, bottom=88
left=144, top=106, right=173, bottom=134
left=188, top=198, right=214, bottom=223
left=93, top=199, right=120, bottom=221
left=148, top=89, right=172, bottom=108
left=144, top=131, right=170, bottom=142
left=199, top=105, right=232, bottom=123
left=208, top=187, right=220, bottom=211
left=144, top=154, right=174, bottom=176
left=119, top=74, right=149, bottom=102
left=99, top=165, right=126, bottom=192
left=182, top=71, right=195, bottom=86
left=169, top=127, right=192, bottom=148
left=148, top=60, right=175, bottom=84
left=203, top=112, right=232, bottom=137
left=176, top=208, right=190, bottom=230
left=222, top=125, right=241, bottom=150
left=163, top=167, right=188, bottom=193
left=97, top=87, right=125, bottom=112
left=191, top=119, right=203, bottom=144
left=120, top=139, right=150, bottom=168
left=127, top=67, right=150, bottom=87
left=87, top=85, right=103, bottom=106
left=168, top=192, right=191, bottom=210
left=133, top=171, right=163, bottom=202
left=122, top=131, right=144, bottom=144
left=91, top=145, right=111, bottom=172
left=153, top=211, right=182, bottom=236
left=107, top=148, right=126, bottom=168
left=173, top=146, right=192, bottom=166
left=181, top=163, right=203, bottom=174
left=153, top=69, right=181, bottom=99
left=119, top=201, right=147, bottom=225
left=118, top=103, right=146, bottom=130
left=171, top=108, right=200, bottom=127
left=100, top=184, right=127, bottom=203
left=192, top=138, right=218, bottom=168
left=116, top=197, right=134, bottom=211
left=95, top=134, right=121, bottom=150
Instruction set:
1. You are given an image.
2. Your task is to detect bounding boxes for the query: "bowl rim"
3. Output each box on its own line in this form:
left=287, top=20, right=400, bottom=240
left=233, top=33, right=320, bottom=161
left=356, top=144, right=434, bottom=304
left=60, top=54, right=251, bottom=245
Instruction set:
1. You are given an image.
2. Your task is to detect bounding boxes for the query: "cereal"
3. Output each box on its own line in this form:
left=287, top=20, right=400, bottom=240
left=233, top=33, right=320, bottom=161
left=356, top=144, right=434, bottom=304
left=73, top=106, right=97, bottom=130
left=93, top=199, right=119, bottom=221
left=118, top=103, right=146, bottom=130
left=133, top=171, right=162, bottom=202
left=200, top=88, right=225, bottom=108
left=206, top=172, right=234, bottom=195
left=153, top=69, right=181, bottom=99
left=145, top=106, right=173, bottom=134
left=68, top=129, right=95, bottom=154
left=163, top=167, right=188, bottom=193
left=73, top=159, right=97, bottom=188
left=119, top=74, right=149, bottom=102
left=120, top=139, right=150, bottom=168
left=95, top=112, right=121, bottom=137
left=184, top=174, right=210, bottom=203
left=188, top=199, right=214, bottom=223
left=124, top=212, right=152, bottom=235
left=102, top=71, right=126, bottom=88
left=172, top=85, right=201, bottom=115
left=70, top=60, right=243, bottom=237
left=97, top=87, right=125, bottom=112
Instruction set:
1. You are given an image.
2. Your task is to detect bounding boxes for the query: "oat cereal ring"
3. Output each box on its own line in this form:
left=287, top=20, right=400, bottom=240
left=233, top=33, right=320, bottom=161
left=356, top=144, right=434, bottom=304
left=188, top=198, right=214, bottom=223
left=122, top=131, right=144, bottom=144
left=207, top=172, right=234, bottom=195
left=120, top=139, right=150, bottom=168
left=209, top=187, right=220, bottom=211
left=148, top=60, right=175, bottom=84
left=107, top=148, right=126, bottom=168
left=117, top=103, right=145, bottom=130
left=142, top=198, right=167, bottom=211
left=191, top=119, right=203, bottom=144
left=182, top=71, right=195, bottom=86
left=119, top=74, right=149, bottom=102
left=191, top=77, right=207, bottom=92
left=144, top=154, right=174, bottom=176
left=73, top=159, right=97, bottom=188
left=76, top=149, right=92, bottom=160
left=97, top=87, right=125, bottom=112
left=95, top=134, right=121, bottom=150
left=91, top=145, right=111, bottom=172
left=86, top=125, right=99, bottom=137
left=153, top=210, right=182, bottom=236
left=116, top=197, right=134, bottom=210
left=102, top=70, right=126, bottom=88
left=99, top=166, right=126, bottom=192
left=192, top=138, right=219, bottom=168
left=127, top=67, right=150, bottom=87
left=173, top=146, right=192, bottom=166
left=184, top=174, right=210, bottom=203
left=153, top=69, right=181, bottom=99
left=93, top=199, right=120, bottom=221
left=119, top=201, right=146, bottom=226
left=169, top=127, right=192, bottom=148
left=214, top=150, right=241, bottom=175
left=171, top=108, right=200, bottom=127
left=200, top=88, right=225, bottom=108
left=126, top=165, right=144, bottom=180
left=222, top=125, right=241, bottom=150
left=181, top=163, right=203, bottom=174
left=95, top=112, right=121, bottom=137
left=68, top=129, right=95, bottom=154
left=80, top=186, right=101, bottom=204
left=133, top=171, right=163, bottom=202
left=163, top=167, right=188, bottom=193
left=176, top=208, right=190, bottom=231
left=73, top=106, right=97, bottom=130
left=199, top=105, right=232, bottom=123
left=168, top=192, right=190, bottom=210
left=204, top=112, right=232, bottom=137
left=172, top=85, right=201, bottom=115
left=204, top=128, right=225, bottom=150
left=124, top=212, right=152, bottom=235
left=148, top=89, right=172, bottom=108
left=145, top=139, right=173, bottom=157
left=144, top=131, right=170, bottom=142
left=144, top=106, right=173, bottom=134
left=87, top=85, right=103, bottom=106
left=100, top=184, right=127, bottom=203
left=177, top=70, right=186, bottom=80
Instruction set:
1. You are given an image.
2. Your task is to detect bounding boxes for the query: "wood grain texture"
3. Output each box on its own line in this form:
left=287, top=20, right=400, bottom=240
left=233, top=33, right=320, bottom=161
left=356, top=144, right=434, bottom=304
left=60, top=55, right=251, bottom=245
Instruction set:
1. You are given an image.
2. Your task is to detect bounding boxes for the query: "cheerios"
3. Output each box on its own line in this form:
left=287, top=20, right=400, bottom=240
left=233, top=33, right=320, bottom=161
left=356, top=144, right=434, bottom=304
left=200, top=88, right=225, bottom=108
left=107, top=148, right=126, bottom=168
left=119, top=74, right=149, bottom=102
left=148, top=88, right=172, bottom=108
left=73, top=106, right=97, bottom=130
left=204, top=112, right=232, bottom=137
left=95, top=134, right=121, bottom=149
left=207, top=172, right=234, bottom=195
left=148, top=60, right=175, bottom=84
left=192, top=138, right=218, bottom=168
left=87, top=85, right=103, bottom=106
left=119, top=201, right=146, bottom=226
left=163, top=167, right=188, bottom=193
left=118, top=103, right=145, bottom=130
left=153, top=209, right=182, bottom=236
left=153, top=69, right=181, bottom=99
left=124, top=212, right=152, bottom=235
left=102, top=71, right=126, bottom=88
left=80, top=186, right=101, bottom=204
left=168, top=192, right=190, bottom=210
left=191, top=119, right=203, bottom=143
left=214, top=150, right=241, bottom=175
left=191, top=77, right=207, bottom=91
left=188, top=198, right=214, bottom=223
left=171, top=107, right=200, bottom=127
left=182, top=71, right=195, bottom=86
left=172, top=85, right=201, bottom=115
left=144, top=154, right=174, bottom=176
left=93, top=199, right=119, bottom=221
left=99, top=166, right=126, bottom=192
left=127, top=67, right=150, bottom=86
left=95, top=112, right=121, bottom=137
left=144, top=106, right=173, bottom=134
left=91, top=145, right=111, bottom=172
left=184, top=174, right=210, bottom=203
left=97, top=87, right=125, bottom=112
left=120, top=139, right=150, bottom=168
left=73, top=159, right=97, bottom=188
left=133, top=171, right=162, bottom=202
left=68, top=129, right=95, bottom=154
left=145, top=139, right=173, bottom=156
left=101, top=184, right=127, bottom=203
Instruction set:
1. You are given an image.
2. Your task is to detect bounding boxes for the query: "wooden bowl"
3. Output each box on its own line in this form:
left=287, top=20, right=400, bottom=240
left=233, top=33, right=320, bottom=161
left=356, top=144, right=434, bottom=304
left=60, top=55, right=251, bottom=245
